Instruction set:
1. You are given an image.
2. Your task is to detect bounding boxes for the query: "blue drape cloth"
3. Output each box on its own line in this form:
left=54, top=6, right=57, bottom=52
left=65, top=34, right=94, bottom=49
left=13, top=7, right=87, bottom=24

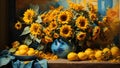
left=12, top=59, right=47, bottom=68
left=0, top=50, right=15, bottom=67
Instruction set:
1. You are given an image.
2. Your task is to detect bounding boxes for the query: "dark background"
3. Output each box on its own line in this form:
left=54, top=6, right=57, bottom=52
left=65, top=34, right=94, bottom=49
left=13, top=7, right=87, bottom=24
left=0, top=0, right=11, bottom=50
left=0, top=0, right=60, bottom=50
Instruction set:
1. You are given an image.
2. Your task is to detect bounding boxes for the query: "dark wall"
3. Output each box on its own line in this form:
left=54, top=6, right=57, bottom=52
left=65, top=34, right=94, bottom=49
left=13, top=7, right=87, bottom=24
left=0, top=0, right=9, bottom=50
left=0, top=0, right=16, bottom=50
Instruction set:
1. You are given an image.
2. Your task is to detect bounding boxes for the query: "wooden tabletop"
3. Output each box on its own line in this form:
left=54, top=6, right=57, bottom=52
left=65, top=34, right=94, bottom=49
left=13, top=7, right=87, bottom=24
left=48, top=59, right=120, bottom=68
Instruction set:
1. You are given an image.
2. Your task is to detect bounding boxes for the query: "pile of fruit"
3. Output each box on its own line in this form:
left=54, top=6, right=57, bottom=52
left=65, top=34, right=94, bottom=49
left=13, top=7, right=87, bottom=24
left=14, top=45, right=36, bottom=56
left=67, top=45, right=120, bottom=63
left=9, top=41, right=58, bottom=60
left=36, top=51, right=58, bottom=60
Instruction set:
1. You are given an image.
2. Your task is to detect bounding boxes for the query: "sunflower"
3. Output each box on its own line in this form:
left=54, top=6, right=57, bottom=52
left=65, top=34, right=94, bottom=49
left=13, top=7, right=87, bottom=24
left=88, top=3, right=97, bottom=13
left=60, top=25, right=72, bottom=38
left=92, top=26, right=100, bottom=40
left=41, top=38, right=46, bottom=44
left=106, top=5, right=119, bottom=22
left=23, top=9, right=35, bottom=24
left=48, top=9, right=60, bottom=22
left=76, top=32, right=86, bottom=41
left=42, top=10, right=54, bottom=23
left=15, top=21, right=22, bottom=30
left=66, top=10, right=73, bottom=18
left=30, top=23, right=41, bottom=36
left=44, top=36, right=53, bottom=43
left=102, top=16, right=111, bottom=23
left=12, top=41, right=20, bottom=48
left=43, top=27, right=52, bottom=36
left=49, top=21, right=58, bottom=30
left=89, top=12, right=97, bottom=21
left=40, top=13, right=50, bottom=24
left=92, top=26, right=100, bottom=36
left=53, top=33, right=59, bottom=38
left=68, top=1, right=84, bottom=11
left=58, top=11, right=72, bottom=24
left=76, top=16, right=88, bottom=30
left=40, top=13, right=46, bottom=20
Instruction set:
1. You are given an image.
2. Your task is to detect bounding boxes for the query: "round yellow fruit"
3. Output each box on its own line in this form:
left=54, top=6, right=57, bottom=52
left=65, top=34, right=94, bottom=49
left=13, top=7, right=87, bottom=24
left=15, top=51, right=20, bottom=55
left=95, top=50, right=103, bottom=61
left=89, top=54, right=95, bottom=60
left=78, top=52, right=87, bottom=60
left=34, top=50, right=39, bottom=55
left=18, top=45, right=29, bottom=51
left=85, top=48, right=94, bottom=59
left=111, top=46, right=120, bottom=57
left=27, top=48, right=35, bottom=56
left=103, top=48, right=111, bottom=56
left=19, top=49, right=27, bottom=55
left=29, top=48, right=34, bottom=51
left=67, top=52, right=79, bottom=61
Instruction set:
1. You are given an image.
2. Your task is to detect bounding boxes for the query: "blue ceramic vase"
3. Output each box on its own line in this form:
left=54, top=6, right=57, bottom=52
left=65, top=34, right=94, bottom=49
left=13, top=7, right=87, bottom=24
left=51, top=38, right=73, bottom=58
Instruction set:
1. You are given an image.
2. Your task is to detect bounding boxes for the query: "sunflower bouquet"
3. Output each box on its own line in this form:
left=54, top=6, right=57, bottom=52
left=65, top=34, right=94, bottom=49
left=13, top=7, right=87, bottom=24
left=14, top=0, right=120, bottom=52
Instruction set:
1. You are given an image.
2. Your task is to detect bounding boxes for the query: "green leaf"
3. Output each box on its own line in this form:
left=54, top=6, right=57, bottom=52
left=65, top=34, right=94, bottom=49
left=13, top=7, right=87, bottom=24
left=37, top=45, right=44, bottom=51
left=29, top=34, right=34, bottom=39
left=9, top=48, right=17, bottom=53
left=20, top=26, right=30, bottom=36
left=36, top=16, right=42, bottom=23
left=34, top=37, right=41, bottom=43
left=24, top=36, right=32, bottom=45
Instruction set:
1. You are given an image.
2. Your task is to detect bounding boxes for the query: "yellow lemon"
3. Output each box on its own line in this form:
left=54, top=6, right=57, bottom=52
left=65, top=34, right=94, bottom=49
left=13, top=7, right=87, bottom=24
left=34, top=50, right=39, bottom=56
left=78, top=52, right=87, bottom=60
left=95, top=50, right=103, bottom=61
left=29, top=48, right=34, bottom=51
left=103, top=48, right=111, bottom=56
left=67, top=52, right=79, bottom=61
left=18, top=45, right=29, bottom=51
left=111, top=46, right=120, bottom=57
left=19, top=49, right=27, bottom=55
left=89, top=54, right=95, bottom=60
left=85, top=48, right=94, bottom=59
left=51, top=55, right=58, bottom=60
left=27, top=49, right=35, bottom=56
left=15, top=51, right=20, bottom=55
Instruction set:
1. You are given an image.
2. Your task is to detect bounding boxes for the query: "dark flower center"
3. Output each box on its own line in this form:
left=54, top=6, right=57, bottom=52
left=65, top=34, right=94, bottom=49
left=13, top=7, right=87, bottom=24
left=28, top=13, right=31, bottom=20
left=34, top=27, right=38, bottom=32
left=52, top=23, right=56, bottom=27
left=61, top=15, right=67, bottom=21
left=80, top=34, right=84, bottom=38
left=63, top=28, right=69, bottom=34
left=17, top=24, right=20, bottom=27
left=80, top=20, right=85, bottom=27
